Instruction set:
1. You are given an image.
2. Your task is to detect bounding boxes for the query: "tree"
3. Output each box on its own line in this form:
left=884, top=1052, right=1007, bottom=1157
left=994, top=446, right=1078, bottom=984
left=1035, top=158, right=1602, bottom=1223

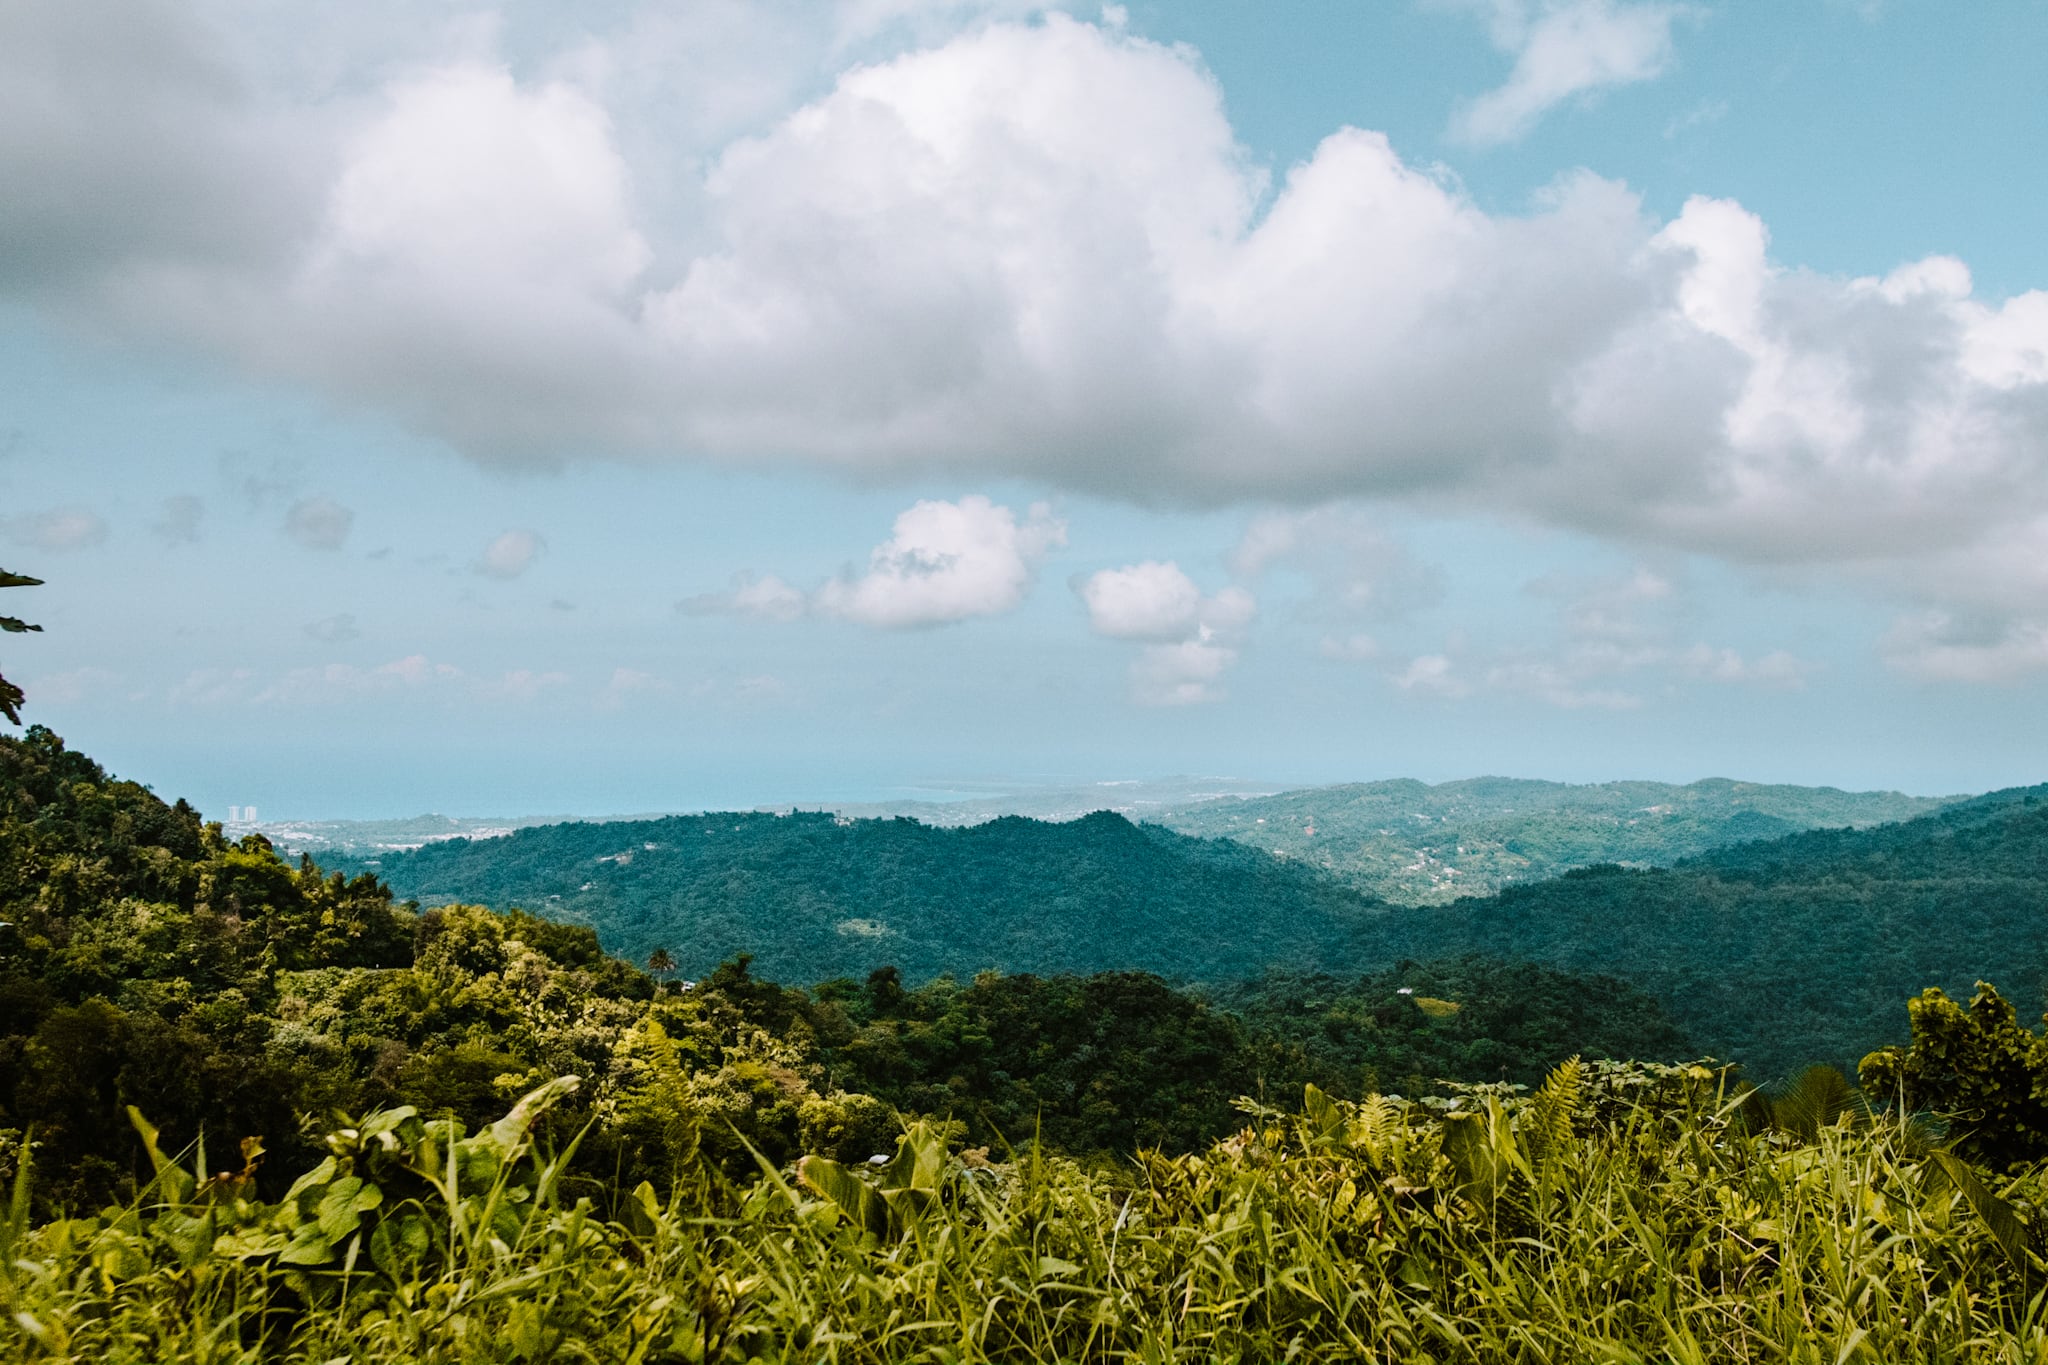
left=647, top=947, right=676, bottom=978
left=0, top=569, right=41, bottom=726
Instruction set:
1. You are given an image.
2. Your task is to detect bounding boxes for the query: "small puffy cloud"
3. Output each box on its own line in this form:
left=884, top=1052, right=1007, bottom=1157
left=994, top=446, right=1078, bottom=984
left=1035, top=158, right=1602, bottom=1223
left=814, top=497, right=1066, bottom=629
left=1132, top=639, right=1237, bottom=707
left=284, top=496, right=353, bottom=550
left=684, top=496, right=1063, bottom=629
left=304, top=612, right=361, bottom=643
left=1451, top=0, right=1693, bottom=145
left=680, top=572, right=808, bottom=622
left=476, top=528, right=545, bottom=579
left=150, top=494, right=204, bottom=544
left=1394, top=653, right=1471, bottom=698
left=1080, top=560, right=1256, bottom=704
left=1079, top=560, right=1202, bottom=641
left=2, top=506, right=108, bottom=552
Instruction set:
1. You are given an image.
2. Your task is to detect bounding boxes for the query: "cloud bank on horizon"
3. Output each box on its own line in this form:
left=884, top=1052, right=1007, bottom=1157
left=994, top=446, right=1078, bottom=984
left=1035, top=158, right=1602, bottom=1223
left=6, top=0, right=2048, bottom=695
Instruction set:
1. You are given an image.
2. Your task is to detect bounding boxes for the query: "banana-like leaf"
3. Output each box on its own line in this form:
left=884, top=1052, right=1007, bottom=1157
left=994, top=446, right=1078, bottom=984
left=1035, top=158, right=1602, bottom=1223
left=797, top=1154, right=887, bottom=1238
left=1925, top=1150, right=2037, bottom=1274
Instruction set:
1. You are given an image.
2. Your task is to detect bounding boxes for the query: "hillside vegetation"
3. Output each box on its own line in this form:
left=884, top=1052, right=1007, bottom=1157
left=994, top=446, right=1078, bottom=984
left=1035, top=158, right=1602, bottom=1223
left=337, top=809, right=1393, bottom=985
left=1155, top=775, right=1950, bottom=902
left=0, top=727, right=1686, bottom=1207
left=10, top=728, right=2048, bottom=1360
left=356, top=786, right=2048, bottom=1078
left=11, top=1060, right=2048, bottom=1362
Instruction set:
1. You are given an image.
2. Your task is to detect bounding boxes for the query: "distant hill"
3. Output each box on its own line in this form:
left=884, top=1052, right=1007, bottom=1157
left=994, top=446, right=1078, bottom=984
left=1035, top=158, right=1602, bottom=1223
left=1355, top=785, right=2048, bottom=1078
left=1153, top=776, right=1952, bottom=903
left=343, top=810, right=1394, bottom=987
left=356, top=787, right=2048, bottom=1081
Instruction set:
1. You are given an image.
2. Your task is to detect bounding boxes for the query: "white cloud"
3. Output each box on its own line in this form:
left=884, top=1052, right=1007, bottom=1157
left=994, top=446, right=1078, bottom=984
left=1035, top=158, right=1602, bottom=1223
left=813, top=496, right=1065, bottom=628
left=284, top=496, right=353, bottom=550
left=476, top=528, right=545, bottom=579
left=1394, top=654, right=1471, bottom=698
left=5, top=5, right=2048, bottom=647
left=1079, top=560, right=1202, bottom=641
left=1, top=507, right=108, bottom=552
left=683, top=496, right=1063, bottom=628
left=1131, top=638, right=1236, bottom=707
left=1451, top=0, right=1693, bottom=145
left=1079, top=560, right=1255, bottom=704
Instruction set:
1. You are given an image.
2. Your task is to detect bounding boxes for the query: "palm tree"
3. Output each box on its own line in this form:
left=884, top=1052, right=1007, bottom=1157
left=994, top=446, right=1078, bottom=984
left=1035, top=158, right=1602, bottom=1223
left=0, top=569, right=42, bottom=726
left=647, top=947, right=676, bottom=979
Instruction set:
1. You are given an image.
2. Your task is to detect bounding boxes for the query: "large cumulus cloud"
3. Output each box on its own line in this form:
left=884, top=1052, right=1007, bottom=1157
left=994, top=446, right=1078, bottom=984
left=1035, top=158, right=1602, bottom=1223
left=7, top=2, right=2048, bottom=640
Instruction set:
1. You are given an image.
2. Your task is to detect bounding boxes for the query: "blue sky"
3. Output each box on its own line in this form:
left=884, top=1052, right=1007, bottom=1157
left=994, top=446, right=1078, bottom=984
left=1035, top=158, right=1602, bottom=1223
left=3, top=0, right=2046, bottom=816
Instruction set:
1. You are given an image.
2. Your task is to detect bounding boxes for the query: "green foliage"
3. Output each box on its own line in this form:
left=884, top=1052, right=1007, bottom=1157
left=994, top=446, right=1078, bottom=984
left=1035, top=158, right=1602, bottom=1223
left=1208, top=956, right=1695, bottom=1095
left=0, top=568, right=40, bottom=727
left=344, top=807, right=1397, bottom=985
left=6, top=1069, right=2048, bottom=1362
left=1861, top=981, right=2048, bottom=1168
left=351, top=786, right=2048, bottom=1078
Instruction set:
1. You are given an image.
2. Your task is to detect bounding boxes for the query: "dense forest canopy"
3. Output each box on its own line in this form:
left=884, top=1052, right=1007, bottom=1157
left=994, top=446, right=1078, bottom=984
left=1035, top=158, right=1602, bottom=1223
left=352, top=786, right=2048, bottom=1078
left=329, top=809, right=1396, bottom=985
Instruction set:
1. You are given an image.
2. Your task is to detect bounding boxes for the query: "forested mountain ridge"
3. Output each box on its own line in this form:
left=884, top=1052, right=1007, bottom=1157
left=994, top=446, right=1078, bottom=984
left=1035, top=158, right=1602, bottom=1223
left=1153, top=775, right=1953, bottom=903
left=354, top=787, right=2048, bottom=1080
left=336, top=808, right=1396, bottom=986
left=1378, top=784, right=2048, bottom=1078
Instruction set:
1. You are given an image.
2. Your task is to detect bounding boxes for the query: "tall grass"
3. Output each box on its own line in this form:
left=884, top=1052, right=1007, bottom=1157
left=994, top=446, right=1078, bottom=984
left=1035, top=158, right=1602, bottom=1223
left=3, top=1060, right=2046, bottom=1363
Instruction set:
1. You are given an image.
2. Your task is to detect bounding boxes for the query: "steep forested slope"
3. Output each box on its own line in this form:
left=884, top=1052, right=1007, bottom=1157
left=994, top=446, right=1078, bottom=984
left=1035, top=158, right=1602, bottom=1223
left=347, top=809, right=1396, bottom=985
left=1156, top=776, right=1952, bottom=903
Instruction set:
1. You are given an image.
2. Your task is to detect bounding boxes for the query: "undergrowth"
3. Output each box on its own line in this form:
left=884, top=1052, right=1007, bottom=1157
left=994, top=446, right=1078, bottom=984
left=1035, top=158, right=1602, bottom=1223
left=4, top=1059, right=2047, bottom=1363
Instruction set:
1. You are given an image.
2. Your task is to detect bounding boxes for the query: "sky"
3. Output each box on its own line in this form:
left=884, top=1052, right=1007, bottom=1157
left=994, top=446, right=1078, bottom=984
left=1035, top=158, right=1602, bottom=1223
left=3, top=0, right=2046, bottom=817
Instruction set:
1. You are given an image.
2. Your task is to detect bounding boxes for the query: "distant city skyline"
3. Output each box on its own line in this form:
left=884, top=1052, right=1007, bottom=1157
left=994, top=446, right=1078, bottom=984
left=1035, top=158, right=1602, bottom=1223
left=3, top=1, right=2045, bottom=817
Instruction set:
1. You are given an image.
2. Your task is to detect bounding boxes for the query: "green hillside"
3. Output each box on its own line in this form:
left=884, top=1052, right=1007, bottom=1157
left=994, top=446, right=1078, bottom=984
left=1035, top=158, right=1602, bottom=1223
left=0, top=725, right=1690, bottom=1208
left=340, top=809, right=1395, bottom=986
left=356, top=787, right=2048, bottom=1080
left=1356, top=785, right=2048, bottom=1078
left=1155, top=775, right=1952, bottom=903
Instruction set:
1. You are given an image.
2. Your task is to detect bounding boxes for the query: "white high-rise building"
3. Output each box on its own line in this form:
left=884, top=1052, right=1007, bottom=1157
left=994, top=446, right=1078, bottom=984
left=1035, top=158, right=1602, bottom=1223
left=245, top=805, right=258, bottom=824
left=227, top=805, right=241, bottom=822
